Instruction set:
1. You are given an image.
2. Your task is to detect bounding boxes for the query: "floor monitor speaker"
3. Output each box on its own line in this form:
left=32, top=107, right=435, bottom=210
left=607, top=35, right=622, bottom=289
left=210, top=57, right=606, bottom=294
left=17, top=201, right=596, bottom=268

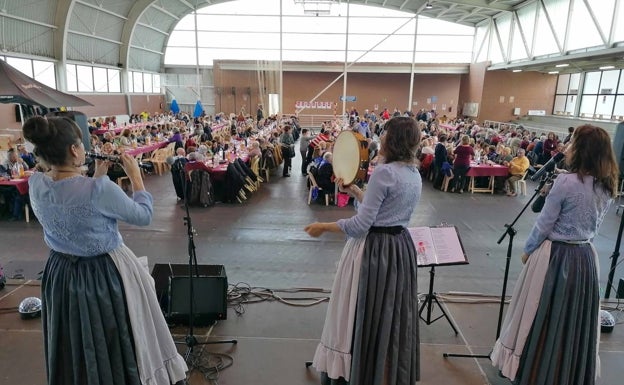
left=612, top=122, right=624, bottom=176
left=151, top=263, right=227, bottom=326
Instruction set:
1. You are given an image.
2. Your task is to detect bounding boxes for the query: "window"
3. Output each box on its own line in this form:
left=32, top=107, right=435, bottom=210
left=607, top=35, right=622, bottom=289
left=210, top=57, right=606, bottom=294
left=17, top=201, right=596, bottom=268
left=165, top=0, right=474, bottom=66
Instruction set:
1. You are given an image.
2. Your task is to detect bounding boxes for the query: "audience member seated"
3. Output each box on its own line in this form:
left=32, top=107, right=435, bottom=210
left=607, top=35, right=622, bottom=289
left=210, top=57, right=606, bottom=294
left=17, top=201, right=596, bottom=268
left=184, top=152, right=211, bottom=175
left=17, top=144, right=36, bottom=168
left=1, top=149, right=28, bottom=221
left=316, top=152, right=335, bottom=194
left=118, top=128, right=132, bottom=147
left=505, top=149, right=530, bottom=197
left=248, top=141, right=262, bottom=158
left=101, top=142, right=126, bottom=182
left=169, top=148, right=188, bottom=201
left=168, top=129, right=184, bottom=150
left=197, top=145, right=210, bottom=158
left=367, top=138, right=379, bottom=161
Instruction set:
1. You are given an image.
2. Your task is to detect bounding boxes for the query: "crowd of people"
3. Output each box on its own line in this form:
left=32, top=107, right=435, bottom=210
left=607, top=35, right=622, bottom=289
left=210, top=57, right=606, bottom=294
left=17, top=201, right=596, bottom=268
left=0, top=102, right=619, bottom=385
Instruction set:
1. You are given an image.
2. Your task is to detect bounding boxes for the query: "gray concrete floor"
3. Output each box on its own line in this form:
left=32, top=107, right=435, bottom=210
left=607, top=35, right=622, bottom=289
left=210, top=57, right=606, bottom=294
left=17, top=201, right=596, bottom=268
left=1, top=155, right=623, bottom=385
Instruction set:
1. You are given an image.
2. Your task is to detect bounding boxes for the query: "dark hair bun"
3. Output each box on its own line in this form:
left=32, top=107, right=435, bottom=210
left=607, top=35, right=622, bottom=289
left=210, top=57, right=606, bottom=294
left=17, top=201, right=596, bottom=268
left=22, top=116, right=56, bottom=146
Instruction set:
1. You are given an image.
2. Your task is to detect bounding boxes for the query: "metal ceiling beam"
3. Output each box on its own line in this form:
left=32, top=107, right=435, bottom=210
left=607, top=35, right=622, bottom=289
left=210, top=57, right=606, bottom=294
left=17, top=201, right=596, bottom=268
left=538, top=0, right=562, bottom=54
left=512, top=11, right=530, bottom=61
left=75, top=0, right=128, bottom=20
left=53, top=0, right=75, bottom=91
left=456, top=7, right=481, bottom=23
left=472, top=21, right=489, bottom=62
left=436, top=3, right=456, bottom=18
left=137, top=22, right=170, bottom=36
left=609, top=0, right=620, bottom=46
left=0, top=10, right=58, bottom=29
left=120, top=0, right=155, bottom=69
left=582, top=0, right=607, bottom=46
left=492, top=18, right=506, bottom=62
left=152, top=5, right=180, bottom=21
left=400, top=0, right=411, bottom=10
left=488, top=46, right=624, bottom=71
left=177, top=0, right=196, bottom=11
left=436, top=0, right=513, bottom=12
left=68, top=29, right=122, bottom=45
left=562, top=0, right=574, bottom=53
left=129, top=44, right=164, bottom=56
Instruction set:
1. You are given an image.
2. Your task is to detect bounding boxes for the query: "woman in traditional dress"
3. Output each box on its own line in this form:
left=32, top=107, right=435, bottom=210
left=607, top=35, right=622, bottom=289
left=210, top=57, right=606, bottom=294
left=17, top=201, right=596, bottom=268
left=23, top=116, right=188, bottom=385
left=305, top=116, right=422, bottom=385
left=491, top=124, right=618, bottom=385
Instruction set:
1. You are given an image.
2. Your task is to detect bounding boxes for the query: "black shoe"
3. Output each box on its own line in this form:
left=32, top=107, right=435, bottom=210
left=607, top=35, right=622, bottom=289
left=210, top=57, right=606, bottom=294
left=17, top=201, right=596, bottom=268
left=283, top=174, right=291, bottom=177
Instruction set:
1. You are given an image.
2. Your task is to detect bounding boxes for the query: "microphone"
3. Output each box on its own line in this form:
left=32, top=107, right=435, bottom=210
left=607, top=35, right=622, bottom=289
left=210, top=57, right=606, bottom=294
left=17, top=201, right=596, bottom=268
left=530, top=152, right=565, bottom=181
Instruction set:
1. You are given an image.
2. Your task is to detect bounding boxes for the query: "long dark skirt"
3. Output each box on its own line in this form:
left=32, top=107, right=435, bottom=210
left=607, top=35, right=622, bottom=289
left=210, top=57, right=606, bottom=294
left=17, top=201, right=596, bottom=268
left=42, top=250, right=141, bottom=385
left=322, top=228, right=420, bottom=385
left=515, top=242, right=599, bottom=385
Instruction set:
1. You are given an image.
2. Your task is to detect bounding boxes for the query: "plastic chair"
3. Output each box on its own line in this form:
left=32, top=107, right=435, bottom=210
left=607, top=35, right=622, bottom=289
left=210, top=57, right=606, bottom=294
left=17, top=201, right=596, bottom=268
left=249, top=156, right=264, bottom=188
left=307, top=173, right=329, bottom=206
left=516, top=171, right=529, bottom=196
left=441, top=171, right=454, bottom=192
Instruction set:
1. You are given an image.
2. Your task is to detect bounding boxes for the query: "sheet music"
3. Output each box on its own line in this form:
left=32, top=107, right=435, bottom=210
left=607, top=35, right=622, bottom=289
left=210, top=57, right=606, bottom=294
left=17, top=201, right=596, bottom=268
left=408, top=226, right=467, bottom=266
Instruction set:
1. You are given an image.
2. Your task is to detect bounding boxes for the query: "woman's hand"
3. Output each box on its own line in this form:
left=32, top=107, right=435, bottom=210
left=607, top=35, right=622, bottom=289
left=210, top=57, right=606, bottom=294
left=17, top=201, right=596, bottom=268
left=119, top=153, right=141, bottom=178
left=521, top=252, right=529, bottom=264
left=118, top=152, right=145, bottom=192
left=93, top=159, right=110, bottom=178
left=304, top=222, right=326, bottom=237
left=337, top=177, right=361, bottom=195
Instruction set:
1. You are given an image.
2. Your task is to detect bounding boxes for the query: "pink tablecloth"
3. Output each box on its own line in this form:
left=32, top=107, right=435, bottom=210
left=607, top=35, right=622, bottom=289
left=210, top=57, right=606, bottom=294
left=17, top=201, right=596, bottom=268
left=467, top=164, right=509, bottom=177
left=203, top=153, right=250, bottom=176
left=0, top=177, right=29, bottom=195
left=93, top=127, right=124, bottom=135
left=125, top=141, right=169, bottom=156
left=93, top=123, right=148, bottom=136
left=439, top=123, right=458, bottom=131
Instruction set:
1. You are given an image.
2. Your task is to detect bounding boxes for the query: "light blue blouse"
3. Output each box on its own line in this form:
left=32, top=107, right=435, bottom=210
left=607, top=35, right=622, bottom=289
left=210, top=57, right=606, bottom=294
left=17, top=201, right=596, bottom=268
left=337, top=162, right=421, bottom=238
left=524, top=173, right=612, bottom=254
left=29, top=173, right=153, bottom=257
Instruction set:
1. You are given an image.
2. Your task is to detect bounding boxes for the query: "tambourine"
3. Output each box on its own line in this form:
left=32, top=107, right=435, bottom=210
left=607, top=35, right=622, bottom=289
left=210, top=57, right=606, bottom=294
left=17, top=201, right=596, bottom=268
left=332, top=130, right=369, bottom=186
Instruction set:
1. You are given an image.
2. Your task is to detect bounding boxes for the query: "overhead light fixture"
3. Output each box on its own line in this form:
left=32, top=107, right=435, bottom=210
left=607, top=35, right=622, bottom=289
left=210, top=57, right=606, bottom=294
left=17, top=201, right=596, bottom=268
left=555, top=63, right=569, bottom=68
left=425, top=2, right=433, bottom=9
left=548, top=71, right=559, bottom=74
left=512, top=69, right=522, bottom=73
left=600, top=65, right=615, bottom=70
left=294, top=0, right=333, bottom=16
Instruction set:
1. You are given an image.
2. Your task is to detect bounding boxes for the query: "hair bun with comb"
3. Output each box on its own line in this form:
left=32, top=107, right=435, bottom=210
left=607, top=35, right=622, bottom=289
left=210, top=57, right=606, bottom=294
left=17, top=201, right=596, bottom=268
left=22, top=116, right=55, bottom=147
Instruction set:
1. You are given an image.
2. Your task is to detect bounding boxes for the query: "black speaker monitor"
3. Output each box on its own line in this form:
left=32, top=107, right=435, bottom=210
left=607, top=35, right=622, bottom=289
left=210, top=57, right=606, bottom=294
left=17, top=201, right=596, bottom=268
left=46, top=111, right=91, bottom=152
left=151, top=263, right=227, bottom=326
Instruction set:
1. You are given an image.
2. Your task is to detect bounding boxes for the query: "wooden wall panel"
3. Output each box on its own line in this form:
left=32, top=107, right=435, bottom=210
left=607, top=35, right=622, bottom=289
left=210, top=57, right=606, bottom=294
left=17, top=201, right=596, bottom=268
left=213, top=67, right=462, bottom=118
left=480, top=71, right=557, bottom=122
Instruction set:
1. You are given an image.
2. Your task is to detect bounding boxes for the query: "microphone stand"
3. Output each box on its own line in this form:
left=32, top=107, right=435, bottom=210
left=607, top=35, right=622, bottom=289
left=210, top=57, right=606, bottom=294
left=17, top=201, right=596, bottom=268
left=176, top=166, right=237, bottom=363
left=444, top=175, right=549, bottom=359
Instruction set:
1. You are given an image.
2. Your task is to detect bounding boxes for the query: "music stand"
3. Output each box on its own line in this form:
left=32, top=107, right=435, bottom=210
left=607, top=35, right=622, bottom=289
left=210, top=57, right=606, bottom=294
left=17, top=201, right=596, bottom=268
left=175, top=167, right=237, bottom=362
left=443, top=176, right=549, bottom=359
left=409, top=226, right=468, bottom=335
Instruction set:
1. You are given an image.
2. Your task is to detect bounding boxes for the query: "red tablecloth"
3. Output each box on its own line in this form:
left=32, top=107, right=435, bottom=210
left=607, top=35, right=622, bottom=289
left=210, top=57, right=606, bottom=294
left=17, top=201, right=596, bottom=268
left=0, top=177, right=29, bottom=195
left=467, top=164, right=509, bottom=177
